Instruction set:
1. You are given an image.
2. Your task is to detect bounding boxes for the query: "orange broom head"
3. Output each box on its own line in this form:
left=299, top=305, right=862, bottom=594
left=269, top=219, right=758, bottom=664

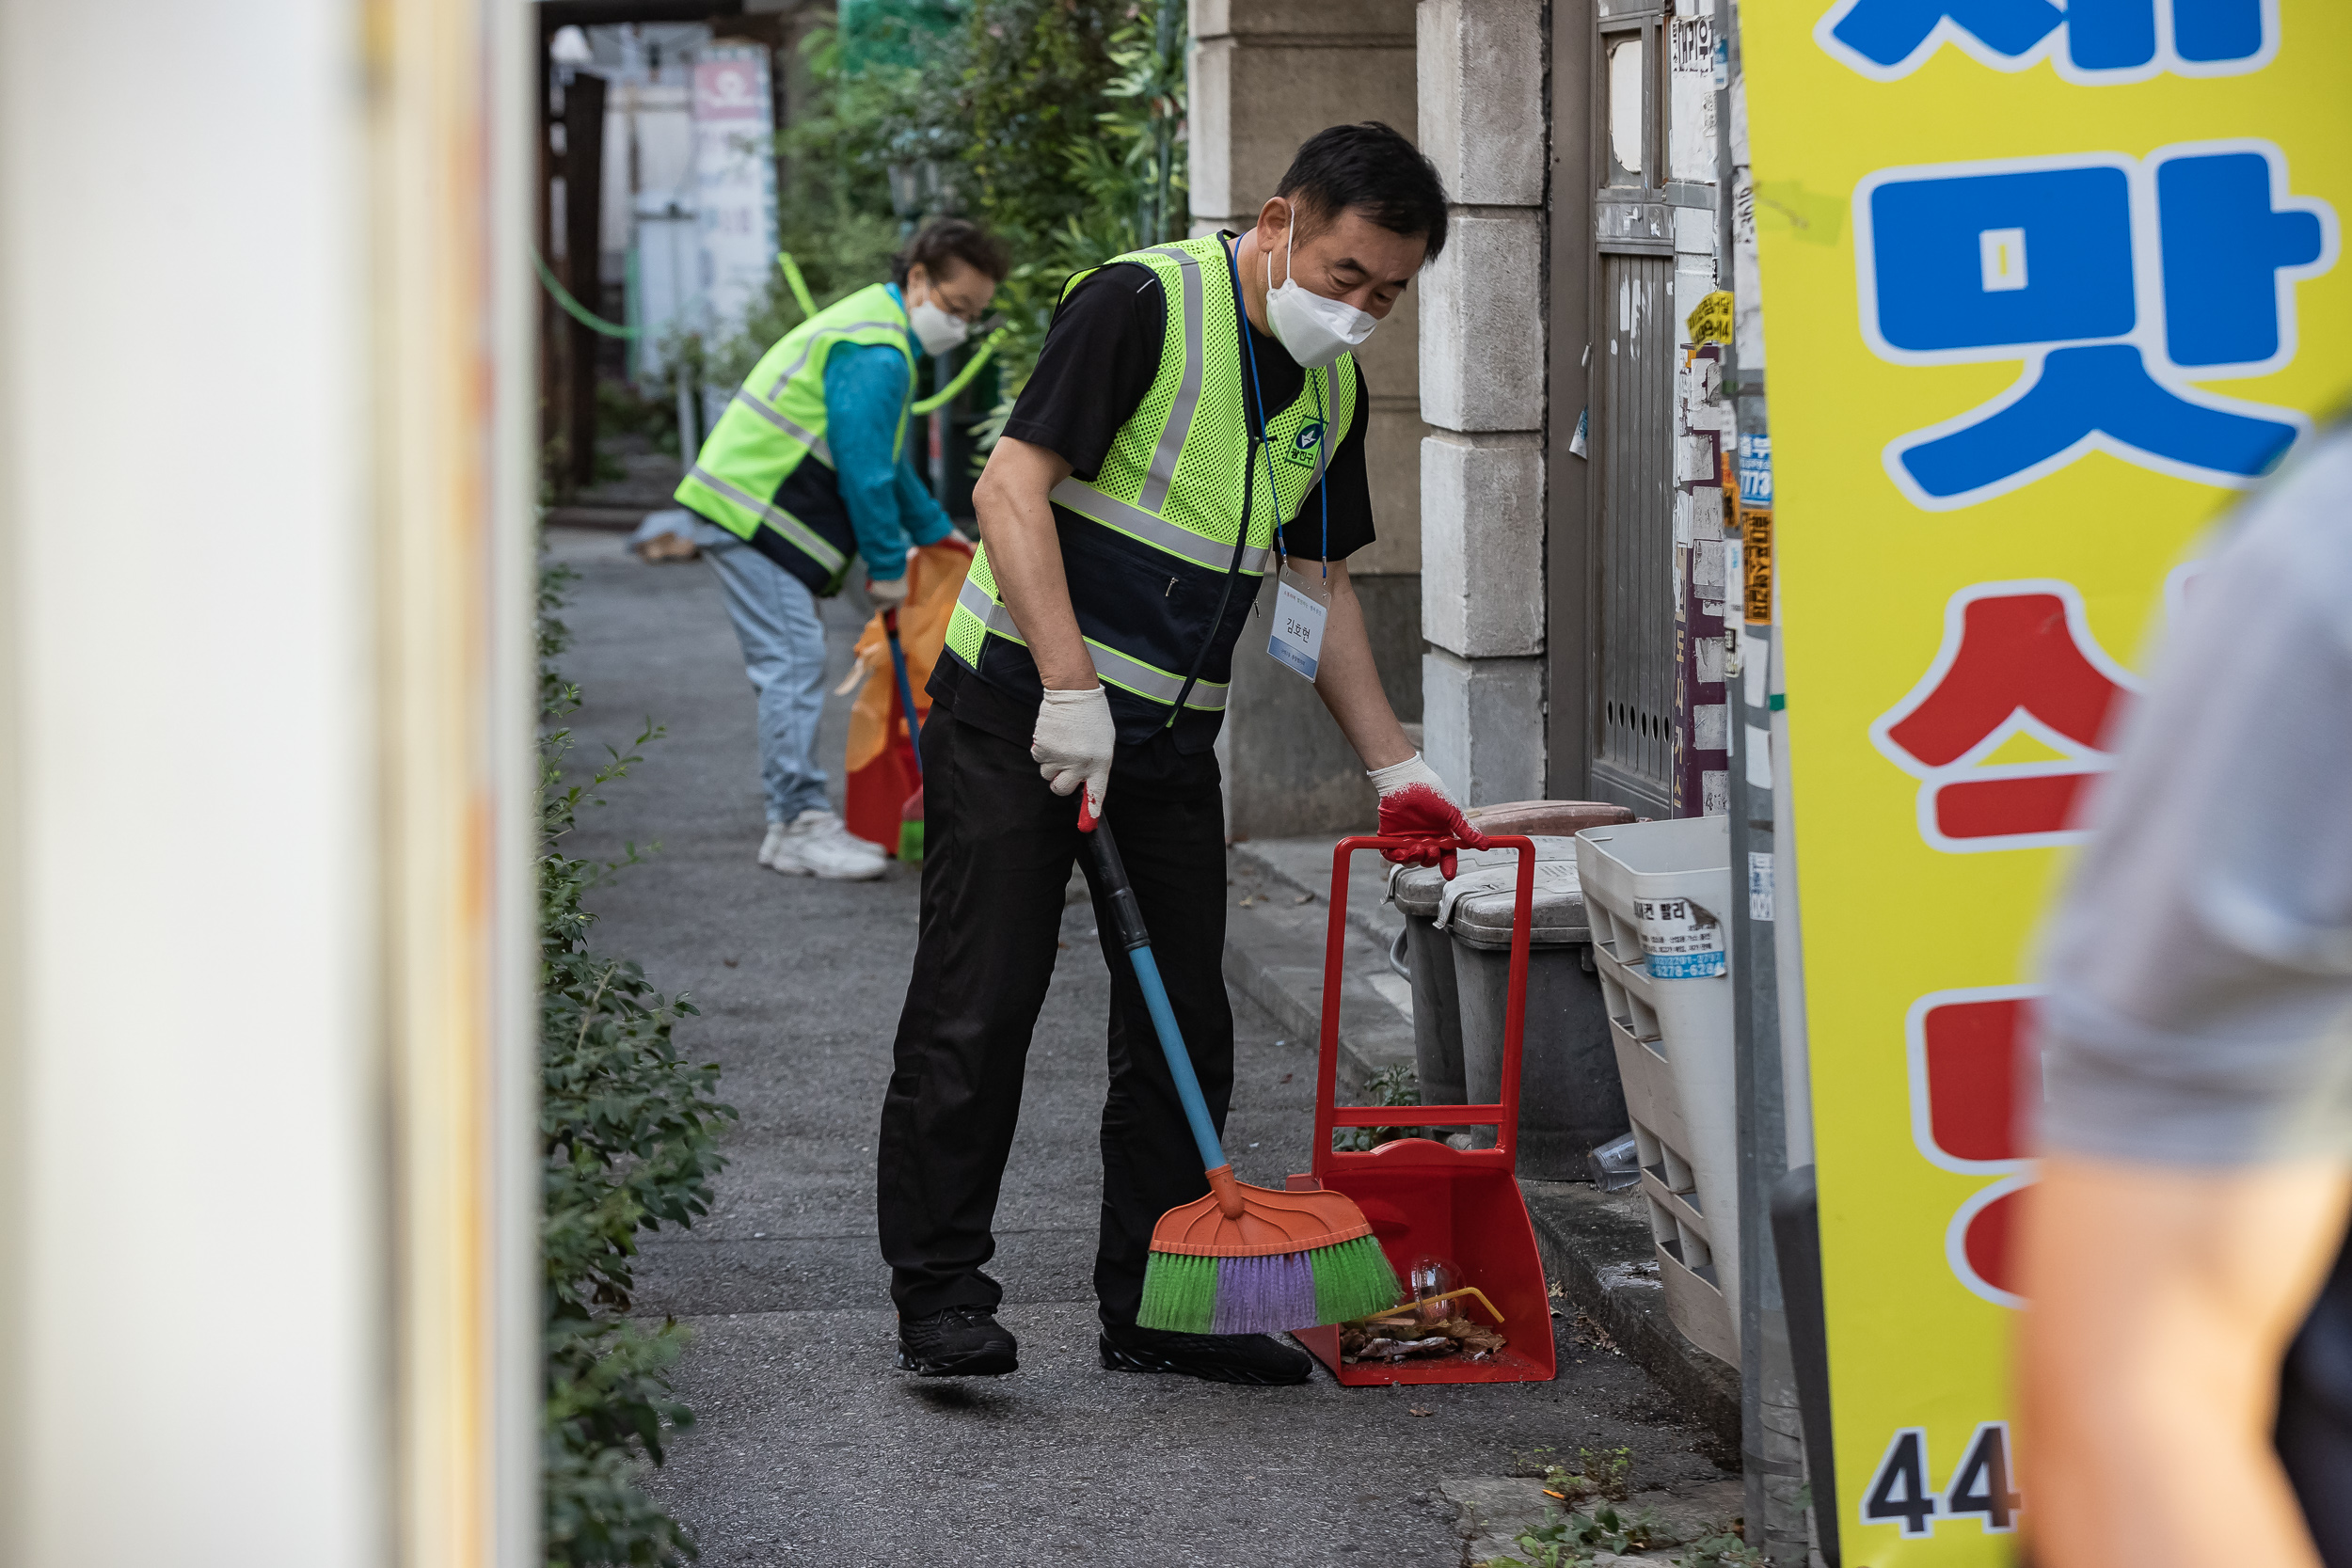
left=1148, top=1165, right=1373, bottom=1258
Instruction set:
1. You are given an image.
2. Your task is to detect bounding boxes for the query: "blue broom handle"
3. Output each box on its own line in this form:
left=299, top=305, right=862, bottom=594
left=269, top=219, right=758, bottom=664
left=882, top=610, right=923, bottom=783
left=1083, top=814, right=1228, bottom=1172
left=1127, top=946, right=1229, bottom=1173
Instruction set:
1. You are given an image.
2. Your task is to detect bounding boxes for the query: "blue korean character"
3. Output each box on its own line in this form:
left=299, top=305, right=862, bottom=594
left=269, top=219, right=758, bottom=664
left=1858, top=147, right=2333, bottom=508
left=2173, top=0, right=2266, bottom=63
left=1819, top=0, right=2267, bottom=78
left=1894, top=343, right=2298, bottom=502
left=1824, top=0, right=2059, bottom=72
left=2074, top=0, right=2152, bottom=70
left=2159, top=151, right=2328, bottom=367
left=1867, top=166, right=2136, bottom=355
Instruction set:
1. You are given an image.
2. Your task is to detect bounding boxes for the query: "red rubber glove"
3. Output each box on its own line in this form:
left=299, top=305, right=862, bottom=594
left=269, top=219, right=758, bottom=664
left=1370, top=753, right=1487, bottom=879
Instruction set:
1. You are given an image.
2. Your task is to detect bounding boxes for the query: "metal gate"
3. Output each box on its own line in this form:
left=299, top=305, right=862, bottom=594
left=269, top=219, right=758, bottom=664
left=1594, top=250, right=1676, bottom=806
left=1584, top=2, right=1677, bottom=816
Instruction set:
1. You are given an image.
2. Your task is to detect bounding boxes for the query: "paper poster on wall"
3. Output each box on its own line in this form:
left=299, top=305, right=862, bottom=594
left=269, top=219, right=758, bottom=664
left=1740, top=2, right=2351, bottom=1560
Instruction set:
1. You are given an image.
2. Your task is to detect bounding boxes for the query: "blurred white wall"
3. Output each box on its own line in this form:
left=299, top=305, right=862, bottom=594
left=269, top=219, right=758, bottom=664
left=0, top=2, right=538, bottom=1564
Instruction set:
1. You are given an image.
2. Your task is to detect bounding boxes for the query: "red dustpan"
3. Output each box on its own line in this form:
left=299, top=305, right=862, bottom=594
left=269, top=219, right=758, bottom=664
left=1288, top=832, right=1558, bottom=1386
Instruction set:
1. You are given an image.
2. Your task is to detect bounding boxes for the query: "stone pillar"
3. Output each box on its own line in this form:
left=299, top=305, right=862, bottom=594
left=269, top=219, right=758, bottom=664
left=1416, top=0, right=1547, bottom=804
left=1191, top=0, right=1426, bottom=840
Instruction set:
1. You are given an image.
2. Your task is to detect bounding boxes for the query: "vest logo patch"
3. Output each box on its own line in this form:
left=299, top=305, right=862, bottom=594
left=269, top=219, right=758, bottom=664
left=1281, top=420, right=1326, bottom=469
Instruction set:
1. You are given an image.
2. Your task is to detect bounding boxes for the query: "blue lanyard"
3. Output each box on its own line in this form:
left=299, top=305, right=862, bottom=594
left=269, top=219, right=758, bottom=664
left=1224, top=235, right=1331, bottom=581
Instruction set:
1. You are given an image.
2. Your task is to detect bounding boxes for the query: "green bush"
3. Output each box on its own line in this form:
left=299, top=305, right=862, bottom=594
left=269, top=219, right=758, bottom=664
left=693, top=0, right=1188, bottom=413
left=539, top=560, right=738, bottom=1566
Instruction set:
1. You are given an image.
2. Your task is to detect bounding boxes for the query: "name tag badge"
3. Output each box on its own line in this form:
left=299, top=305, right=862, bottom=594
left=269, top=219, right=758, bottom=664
left=1267, top=567, right=1328, bottom=682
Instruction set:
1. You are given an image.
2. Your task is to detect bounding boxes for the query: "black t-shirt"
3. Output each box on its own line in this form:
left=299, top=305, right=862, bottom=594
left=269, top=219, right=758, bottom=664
left=1002, top=252, right=1376, bottom=562
left=935, top=240, right=1377, bottom=751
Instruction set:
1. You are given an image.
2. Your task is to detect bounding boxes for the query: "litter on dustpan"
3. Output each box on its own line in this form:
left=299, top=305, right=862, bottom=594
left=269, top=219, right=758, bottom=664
left=1338, top=1281, right=1508, bottom=1364
left=1340, top=1316, right=1507, bottom=1364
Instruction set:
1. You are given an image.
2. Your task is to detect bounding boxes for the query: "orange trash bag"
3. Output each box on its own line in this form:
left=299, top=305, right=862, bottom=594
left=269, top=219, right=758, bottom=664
left=841, top=538, right=973, bottom=854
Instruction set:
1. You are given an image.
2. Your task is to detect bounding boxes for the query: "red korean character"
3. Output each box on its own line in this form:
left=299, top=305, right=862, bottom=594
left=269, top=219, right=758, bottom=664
left=1871, top=582, right=2138, bottom=851
left=1908, top=987, right=2044, bottom=1307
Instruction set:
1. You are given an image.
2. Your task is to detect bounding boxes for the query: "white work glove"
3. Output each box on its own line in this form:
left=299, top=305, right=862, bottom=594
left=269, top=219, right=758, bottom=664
left=1366, top=752, right=1449, bottom=798
left=1032, top=684, right=1116, bottom=816
left=1368, top=752, right=1488, bottom=878
left=866, top=573, right=911, bottom=610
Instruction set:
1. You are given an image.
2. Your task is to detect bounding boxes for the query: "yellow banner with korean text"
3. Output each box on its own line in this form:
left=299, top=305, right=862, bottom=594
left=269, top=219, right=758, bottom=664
left=1740, top=1, right=2351, bottom=1560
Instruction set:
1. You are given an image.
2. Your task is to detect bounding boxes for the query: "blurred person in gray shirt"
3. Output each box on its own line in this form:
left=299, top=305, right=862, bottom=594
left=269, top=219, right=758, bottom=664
left=2023, top=422, right=2352, bottom=1568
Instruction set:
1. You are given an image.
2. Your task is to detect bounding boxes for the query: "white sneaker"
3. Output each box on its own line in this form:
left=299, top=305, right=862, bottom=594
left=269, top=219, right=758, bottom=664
left=758, top=820, right=788, bottom=867
left=768, top=809, right=888, bottom=881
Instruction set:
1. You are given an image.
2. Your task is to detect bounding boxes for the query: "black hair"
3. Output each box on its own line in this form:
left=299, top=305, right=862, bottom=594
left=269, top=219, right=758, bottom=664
left=1275, top=121, right=1451, bottom=263
left=891, top=218, right=1011, bottom=288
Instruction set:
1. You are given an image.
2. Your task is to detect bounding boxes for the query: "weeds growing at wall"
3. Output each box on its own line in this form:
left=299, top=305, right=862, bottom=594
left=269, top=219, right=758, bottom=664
left=540, top=560, right=738, bottom=1566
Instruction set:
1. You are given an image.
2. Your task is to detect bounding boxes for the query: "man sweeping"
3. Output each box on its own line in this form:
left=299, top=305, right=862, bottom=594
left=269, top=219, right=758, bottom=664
left=676, top=219, right=1009, bottom=880
left=878, top=123, right=1481, bottom=1384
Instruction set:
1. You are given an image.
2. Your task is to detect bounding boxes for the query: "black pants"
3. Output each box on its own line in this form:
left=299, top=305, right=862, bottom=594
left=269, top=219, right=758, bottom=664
left=876, top=710, right=1232, bottom=1327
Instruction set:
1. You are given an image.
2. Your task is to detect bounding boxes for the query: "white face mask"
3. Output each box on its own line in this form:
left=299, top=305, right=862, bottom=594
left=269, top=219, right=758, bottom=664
left=907, top=295, right=969, bottom=356
left=1263, top=207, right=1378, bottom=370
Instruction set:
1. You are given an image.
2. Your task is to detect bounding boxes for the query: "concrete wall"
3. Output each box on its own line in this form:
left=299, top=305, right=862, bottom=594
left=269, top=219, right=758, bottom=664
left=1222, top=573, right=1422, bottom=839
left=1417, top=0, right=1549, bottom=805
left=1192, top=0, right=1426, bottom=840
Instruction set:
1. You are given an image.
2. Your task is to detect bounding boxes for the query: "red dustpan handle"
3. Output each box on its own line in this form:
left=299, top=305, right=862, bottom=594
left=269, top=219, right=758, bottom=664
left=1311, top=833, right=1535, bottom=1176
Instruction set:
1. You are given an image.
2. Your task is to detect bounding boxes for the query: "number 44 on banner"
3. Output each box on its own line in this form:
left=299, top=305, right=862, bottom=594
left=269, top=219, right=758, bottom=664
left=1865, top=1423, right=2024, bottom=1541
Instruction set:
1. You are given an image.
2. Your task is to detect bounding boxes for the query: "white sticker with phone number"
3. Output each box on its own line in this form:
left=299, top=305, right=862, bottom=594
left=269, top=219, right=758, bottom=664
left=1633, top=895, right=1726, bottom=979
left=1267, top=578, right=1327, bottom=681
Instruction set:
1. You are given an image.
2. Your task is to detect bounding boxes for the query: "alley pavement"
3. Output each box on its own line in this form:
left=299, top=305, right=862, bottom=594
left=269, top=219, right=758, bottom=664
left=551, top=527, right=1730, bottom=1566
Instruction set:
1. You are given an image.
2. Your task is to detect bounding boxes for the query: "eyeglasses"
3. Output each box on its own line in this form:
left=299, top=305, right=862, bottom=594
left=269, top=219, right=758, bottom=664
left=930, top=281, right=991, bottom=324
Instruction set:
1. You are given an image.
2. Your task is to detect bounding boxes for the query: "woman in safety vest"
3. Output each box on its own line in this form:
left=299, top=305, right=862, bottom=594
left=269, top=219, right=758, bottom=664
left=676, top=219, right=1009, bottom=879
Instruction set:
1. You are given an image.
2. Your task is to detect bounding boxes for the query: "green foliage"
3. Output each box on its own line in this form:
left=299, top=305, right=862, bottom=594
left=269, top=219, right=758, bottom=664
left=956, top=0, right=1189, bottom=414
left=695, top=0, right=1189, bottom=432
left=1483, top=1510, right=1588, bottom=1568
left=1486, top=1501, right=1663, bottom=1568
left=1676, top=1532, right=1768, bottom=1568
left=1548, top=1445, right=1634, bottom=1502
left=1508, top=1444, right=1559, bottom=1478
left=540, top=558, right=738, bottom=1566
left=1332, top=1061, right=1420, bottom=1152
left=1559, top=1503, right=1661, bottom=1555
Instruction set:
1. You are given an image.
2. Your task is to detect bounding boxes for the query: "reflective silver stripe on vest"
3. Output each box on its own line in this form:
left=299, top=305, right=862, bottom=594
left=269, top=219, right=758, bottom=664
left=953, top=577, right=1228, bottom=712
left=1134, top=242, right=1204, bottom=514
left=684, top=464, right=847, bottom=576
left=957, top=575, right=1020, bottom=639
left=729, top=389, right=833, bottom=467
left=1091, top=640, right=1228, bottom=711
left=764, top=320, right=910, bottom=400
left=1050, top=477, right=1269, bottom=576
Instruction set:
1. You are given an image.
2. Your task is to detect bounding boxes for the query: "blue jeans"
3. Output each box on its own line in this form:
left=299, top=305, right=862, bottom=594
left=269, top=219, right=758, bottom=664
left=702, top=534, right=832, bottom=824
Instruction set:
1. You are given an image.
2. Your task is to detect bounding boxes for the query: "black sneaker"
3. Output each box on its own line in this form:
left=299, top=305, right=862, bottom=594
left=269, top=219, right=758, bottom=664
left=1098, top=1323, right=1313, bottom=1386
left=896, top=1306, right=1018, bottom=1377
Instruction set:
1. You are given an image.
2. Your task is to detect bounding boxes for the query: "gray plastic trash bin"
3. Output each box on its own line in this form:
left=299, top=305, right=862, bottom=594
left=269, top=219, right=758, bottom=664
left=1391, top=839, right=1628, bottom=1178
left=1387, top=861, right=1467, bottom=1110
left=1387, top=840, right=1582, bottom=1118
left=1446, top=856, right=1628, bottom=1179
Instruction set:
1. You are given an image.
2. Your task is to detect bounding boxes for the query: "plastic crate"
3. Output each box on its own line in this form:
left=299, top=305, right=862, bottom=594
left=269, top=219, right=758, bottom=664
left=1573, top=816, right=1739, bottom=1367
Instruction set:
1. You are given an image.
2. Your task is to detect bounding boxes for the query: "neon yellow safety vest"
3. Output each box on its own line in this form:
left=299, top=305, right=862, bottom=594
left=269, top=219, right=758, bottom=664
left=944, top=233, right=1358, bottom=743
left=675, top=281, right=915, bottom=595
